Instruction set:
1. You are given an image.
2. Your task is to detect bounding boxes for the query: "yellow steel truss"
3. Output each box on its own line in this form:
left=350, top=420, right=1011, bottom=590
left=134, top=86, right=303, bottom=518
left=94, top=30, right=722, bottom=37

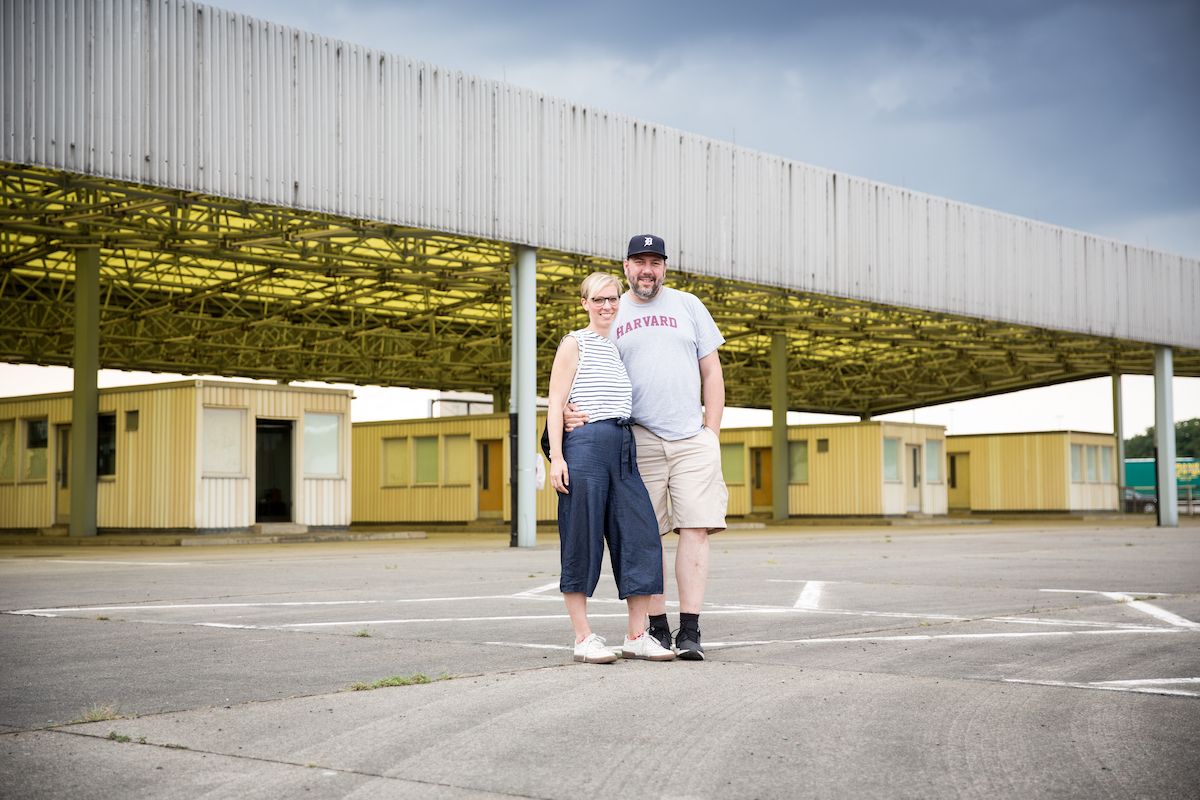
left=2, top=164, right=1196, bottom=415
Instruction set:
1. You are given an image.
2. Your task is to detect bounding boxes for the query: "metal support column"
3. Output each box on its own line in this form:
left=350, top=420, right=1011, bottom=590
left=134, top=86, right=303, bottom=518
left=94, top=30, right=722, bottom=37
left=1153, top=346, right=1178, bottom=527
left=515, top=246, right=538, bottom=547
left=770, top=334, right=789, bottom=520
left=508, top=261, right=519, bottom=547
left=1112, top=371, right=1125, bottom=499
left=69, top=248, right=100, bottom=537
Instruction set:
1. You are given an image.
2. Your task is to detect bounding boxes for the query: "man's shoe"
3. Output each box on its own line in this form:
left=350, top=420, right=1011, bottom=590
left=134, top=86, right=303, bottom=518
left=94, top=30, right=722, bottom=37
left=675, top=624, right=705, bottom=660
left=622, top=632, right=677, bottom=661
left=647, top=621, right=673, bottom=652
left=573, top=633, right=618, bottom=664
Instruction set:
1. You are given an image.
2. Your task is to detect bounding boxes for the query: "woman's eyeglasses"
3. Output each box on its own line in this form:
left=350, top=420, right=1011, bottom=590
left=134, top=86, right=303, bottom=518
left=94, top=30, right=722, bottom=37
left=589, top=295, right=620, bottom=307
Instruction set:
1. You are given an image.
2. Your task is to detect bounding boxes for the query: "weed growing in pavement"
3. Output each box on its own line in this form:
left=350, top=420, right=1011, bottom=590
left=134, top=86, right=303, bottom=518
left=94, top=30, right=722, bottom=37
left=95, top=616, right=109, bottom=621
left=528, top=573, right=536, bottom=577
left=137, top=736, right=147, bottom=743
left=354, top=629, right=371, bottom=637
left=107, top=731, right=131, bottom=742
left=1133, top=596, right=1158, bottom=601
left=165, top=744, right=188, bottom=750
left=384, top=564, right=397, bottom=569
left=350, top=672, right=448, bottom=691
left=77, top=703, right=123, bottom=723
left=919, top=622, right=932, bottom=627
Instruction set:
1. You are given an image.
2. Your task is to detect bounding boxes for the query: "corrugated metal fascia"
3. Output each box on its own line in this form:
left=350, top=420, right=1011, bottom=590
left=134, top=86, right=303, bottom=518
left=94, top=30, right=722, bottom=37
left=2, top=0, right=1196, bottom=348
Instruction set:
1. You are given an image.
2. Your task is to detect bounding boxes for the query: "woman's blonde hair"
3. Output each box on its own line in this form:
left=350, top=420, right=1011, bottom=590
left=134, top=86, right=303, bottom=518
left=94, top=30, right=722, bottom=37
left=580, top=271, right=622, bottom=300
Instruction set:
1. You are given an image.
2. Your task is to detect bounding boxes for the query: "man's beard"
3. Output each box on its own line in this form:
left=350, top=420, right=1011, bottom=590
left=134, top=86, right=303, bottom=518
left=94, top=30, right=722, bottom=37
left=630, top=274, right=662, bottom=301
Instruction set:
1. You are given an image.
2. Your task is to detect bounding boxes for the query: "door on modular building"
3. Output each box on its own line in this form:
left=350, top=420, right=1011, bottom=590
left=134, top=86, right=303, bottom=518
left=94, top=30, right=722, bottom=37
left=751, top=447, right=772, bottom=510
left=948, top=453, right=971, bottom=510
left=906, top=444, right=922, bottom=512
left=477, top=439, right=504, bottom=518
left=255, top=419, right=293, bottom=523
left=55, top=424, right=70, bottom=524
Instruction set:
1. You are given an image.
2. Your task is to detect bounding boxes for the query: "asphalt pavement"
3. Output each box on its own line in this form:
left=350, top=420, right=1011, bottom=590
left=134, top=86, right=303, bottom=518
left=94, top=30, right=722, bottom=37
left=1, top=519, right=1197, bottom=799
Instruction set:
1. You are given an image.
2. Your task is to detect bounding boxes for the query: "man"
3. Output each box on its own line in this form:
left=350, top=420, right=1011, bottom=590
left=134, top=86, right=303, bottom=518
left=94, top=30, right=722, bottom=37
left=565, top=234, right=726, bottom=659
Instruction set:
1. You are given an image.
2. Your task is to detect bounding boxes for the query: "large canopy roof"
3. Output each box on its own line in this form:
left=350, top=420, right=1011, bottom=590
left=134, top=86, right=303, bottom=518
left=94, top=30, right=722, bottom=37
left=3, top=166, right=1196, bottom=416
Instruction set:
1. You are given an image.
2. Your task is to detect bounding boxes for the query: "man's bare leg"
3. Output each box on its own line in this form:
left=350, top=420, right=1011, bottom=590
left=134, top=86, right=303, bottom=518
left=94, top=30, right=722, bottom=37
left=675, top=527, right=709, bottom=613
left=649, top=536, right=669, bottom=616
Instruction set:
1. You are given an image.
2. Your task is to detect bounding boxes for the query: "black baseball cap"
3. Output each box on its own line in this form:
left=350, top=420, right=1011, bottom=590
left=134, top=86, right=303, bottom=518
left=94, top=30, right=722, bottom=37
left=627, top=234, right=667, bottom=260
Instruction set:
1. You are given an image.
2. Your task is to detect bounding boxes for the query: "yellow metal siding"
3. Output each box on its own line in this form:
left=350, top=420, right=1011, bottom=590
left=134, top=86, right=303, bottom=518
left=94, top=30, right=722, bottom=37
left=0, top=394, right=93, bottom=528
left=717, top=422, right=946, bottom=516
left=97, top=385, right=197, bottom=529
left=945, top=431, right=1115, bottom=512
left=353, top=412, right=559, bottom=523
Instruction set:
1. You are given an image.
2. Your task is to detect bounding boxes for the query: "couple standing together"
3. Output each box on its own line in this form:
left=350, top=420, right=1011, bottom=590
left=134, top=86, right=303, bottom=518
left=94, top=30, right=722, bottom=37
left=547, top=234, right=728, bottom=664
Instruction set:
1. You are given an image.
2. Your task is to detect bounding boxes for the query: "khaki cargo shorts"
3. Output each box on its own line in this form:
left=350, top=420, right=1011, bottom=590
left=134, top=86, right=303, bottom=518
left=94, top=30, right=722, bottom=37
left=633, top=424, right=728, bottom=535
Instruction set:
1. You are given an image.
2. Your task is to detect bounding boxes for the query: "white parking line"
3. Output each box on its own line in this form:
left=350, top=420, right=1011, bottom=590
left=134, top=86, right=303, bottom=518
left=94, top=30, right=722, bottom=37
left=23, top=560, right=191, bottom=566
left=1003, top=678, right=1200, bottom=698
left=1102, top=592, right=1200, bottom=629
left=795, top=581, right=823, bottom=609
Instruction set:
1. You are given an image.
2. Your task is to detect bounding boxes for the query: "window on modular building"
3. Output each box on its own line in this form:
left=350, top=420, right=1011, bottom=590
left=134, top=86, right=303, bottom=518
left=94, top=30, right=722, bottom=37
left=720, top=443, right=745, bottom=484
left=382, top=438, right=408, bottom=486
left=97, top=414, right=116, bottom=476
left=24, top=419, right=48, bottom=480
left=883, top=438, right=900, bottom=481
left=304, top=413, right=341, bottom=476
left=925, top=440, right=942, bottom=483
left=788, top=440, right=808, bottom=483
left=125, top=410, right=139, bottom=432
left=0, top=419, right=14, bottom=481
left=203, top=407, right=244, bottom=475
left=444, top=435, right=472, bottom=485
left=1070, top=444, right=1082, bottom=481
left=1086, top=445, right=1098, bottom=482
left=1101, top=446, right=1113, bottom=482
left=414, top=437, right=439, bottom=484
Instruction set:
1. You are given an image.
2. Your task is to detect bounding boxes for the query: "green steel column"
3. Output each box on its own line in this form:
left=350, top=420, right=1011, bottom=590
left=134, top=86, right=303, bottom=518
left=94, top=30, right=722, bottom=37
left=515, top=246, right=538, bottom=547
left=70, top=248, right=100, bottom=538
left=1153, top=346, right=1177, bottom=527
left=771, top=333, right=789, bottom=520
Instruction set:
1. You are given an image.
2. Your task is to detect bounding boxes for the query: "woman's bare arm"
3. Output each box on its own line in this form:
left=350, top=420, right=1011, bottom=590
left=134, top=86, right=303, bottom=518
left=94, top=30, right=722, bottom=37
left=547, top=336, right=579, bottom=494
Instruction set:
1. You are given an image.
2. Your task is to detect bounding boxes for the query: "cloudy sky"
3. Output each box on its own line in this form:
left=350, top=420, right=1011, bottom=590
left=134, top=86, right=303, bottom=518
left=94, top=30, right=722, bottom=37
left=3, top=0, right=1198, bottom=435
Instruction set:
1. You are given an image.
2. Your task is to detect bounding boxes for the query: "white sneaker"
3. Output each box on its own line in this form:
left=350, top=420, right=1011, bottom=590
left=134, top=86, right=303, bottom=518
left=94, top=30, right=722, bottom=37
left=622, top=631, right=677, bottom=661
left=573, top=633, right=618, bottom=664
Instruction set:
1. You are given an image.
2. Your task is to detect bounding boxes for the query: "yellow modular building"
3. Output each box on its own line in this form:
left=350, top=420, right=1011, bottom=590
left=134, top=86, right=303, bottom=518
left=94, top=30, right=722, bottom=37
left=719, top=421, right=948, bottom=517
left=945, top=431, right=1118, bottom=513
left=352, top=413, right=557, bottom=524
left=0, top=381, right=352, bottom=534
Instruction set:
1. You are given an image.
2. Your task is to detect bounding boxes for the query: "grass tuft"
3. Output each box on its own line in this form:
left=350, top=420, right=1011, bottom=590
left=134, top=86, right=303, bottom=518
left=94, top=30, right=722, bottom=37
left=354, top=629, right=371, bottom=637
left=350, top=672, right=448, bottom=691
left=77, top=703, right=123, bottom=723
left=107, top=731, right=131, bottom=742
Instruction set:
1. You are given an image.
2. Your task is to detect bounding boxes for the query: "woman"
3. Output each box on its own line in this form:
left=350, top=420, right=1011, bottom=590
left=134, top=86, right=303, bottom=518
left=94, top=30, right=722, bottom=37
left=548, top=272, right=675, bottom=663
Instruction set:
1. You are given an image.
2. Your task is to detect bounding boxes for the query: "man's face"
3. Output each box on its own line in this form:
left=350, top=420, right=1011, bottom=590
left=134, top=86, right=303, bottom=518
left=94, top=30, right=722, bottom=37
left=623, top=253, right=666, bottom=301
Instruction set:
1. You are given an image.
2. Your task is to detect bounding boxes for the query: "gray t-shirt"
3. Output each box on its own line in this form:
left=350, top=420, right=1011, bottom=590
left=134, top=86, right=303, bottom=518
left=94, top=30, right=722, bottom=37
left=609, top=286, right=724, bottom=441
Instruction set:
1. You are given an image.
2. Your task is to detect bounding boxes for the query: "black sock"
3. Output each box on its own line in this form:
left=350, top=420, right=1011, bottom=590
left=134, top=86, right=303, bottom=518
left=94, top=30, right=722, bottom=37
left=680, top=612, right=700, bottom=629
left=649, top=614, right=669, bottom=631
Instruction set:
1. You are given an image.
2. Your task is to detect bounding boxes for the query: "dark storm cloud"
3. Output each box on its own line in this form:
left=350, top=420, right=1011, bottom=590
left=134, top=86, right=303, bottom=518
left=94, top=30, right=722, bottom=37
left=225, top=0, right=1200, bottom=255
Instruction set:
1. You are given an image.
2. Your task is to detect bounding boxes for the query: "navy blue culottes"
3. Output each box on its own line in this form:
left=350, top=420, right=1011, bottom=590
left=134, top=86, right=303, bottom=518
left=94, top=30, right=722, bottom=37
left=557, top=418, right=663, bottom=599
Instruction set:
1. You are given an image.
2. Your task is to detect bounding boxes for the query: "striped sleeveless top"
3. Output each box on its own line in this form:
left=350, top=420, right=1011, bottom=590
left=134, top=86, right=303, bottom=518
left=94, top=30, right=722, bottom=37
left=566, top=330, right=633, bottom=422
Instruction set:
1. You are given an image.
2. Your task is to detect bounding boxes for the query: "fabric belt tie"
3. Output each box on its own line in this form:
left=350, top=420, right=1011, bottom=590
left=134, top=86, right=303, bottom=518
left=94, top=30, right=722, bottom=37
left=615, top=417, right=638, bottom=478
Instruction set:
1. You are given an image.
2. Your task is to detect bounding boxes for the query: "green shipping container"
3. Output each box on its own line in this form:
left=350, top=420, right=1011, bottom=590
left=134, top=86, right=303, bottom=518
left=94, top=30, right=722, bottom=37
left=1124, top=458, right=1200, bottom=496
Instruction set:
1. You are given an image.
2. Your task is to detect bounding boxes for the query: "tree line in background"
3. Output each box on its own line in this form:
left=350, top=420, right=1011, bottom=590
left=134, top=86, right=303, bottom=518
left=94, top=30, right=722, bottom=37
left=1124, top=418, right=1200, bottom=459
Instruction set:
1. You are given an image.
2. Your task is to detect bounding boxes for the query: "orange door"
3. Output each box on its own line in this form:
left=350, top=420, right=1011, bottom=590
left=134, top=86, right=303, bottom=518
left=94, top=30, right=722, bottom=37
left=751, top=447, right=773, bottom=508
left=478, top=439, right=504, bottom=515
